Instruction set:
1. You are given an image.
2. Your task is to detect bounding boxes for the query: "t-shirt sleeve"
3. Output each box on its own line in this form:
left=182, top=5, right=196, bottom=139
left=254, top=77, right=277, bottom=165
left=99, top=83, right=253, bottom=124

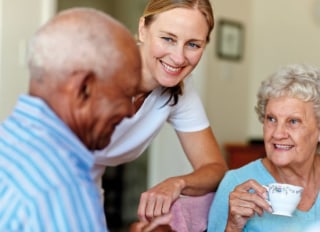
left=167, top=76, right=210, bottom=132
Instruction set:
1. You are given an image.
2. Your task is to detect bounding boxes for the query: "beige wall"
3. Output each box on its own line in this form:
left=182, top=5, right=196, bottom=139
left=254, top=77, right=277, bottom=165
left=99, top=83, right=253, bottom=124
left=57, top=0, right=147, bottom=34
left=112, top=0, right=148, bottom=33
left=205, top=0, right=253, bottom=146
left=0, top=0, right=56, bottom=121
left=248, top=0, right=320, bottom=138
left=206, top=0, right=320, bottom=144
left=57, top=0, right=113, bottom=14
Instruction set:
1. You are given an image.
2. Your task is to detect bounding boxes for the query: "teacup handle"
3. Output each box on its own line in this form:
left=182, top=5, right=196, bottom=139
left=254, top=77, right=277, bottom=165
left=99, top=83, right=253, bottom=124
left=262, top=185, right=272, bottom=206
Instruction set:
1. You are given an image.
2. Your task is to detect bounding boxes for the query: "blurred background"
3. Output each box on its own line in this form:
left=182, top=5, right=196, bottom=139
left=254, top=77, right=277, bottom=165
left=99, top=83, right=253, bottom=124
left=1, top=0, right=320, bottom=230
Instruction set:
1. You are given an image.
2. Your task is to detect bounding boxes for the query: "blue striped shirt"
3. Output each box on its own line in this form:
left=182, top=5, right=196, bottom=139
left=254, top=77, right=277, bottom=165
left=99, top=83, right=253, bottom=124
left=0, top=95, right=108, bottom=232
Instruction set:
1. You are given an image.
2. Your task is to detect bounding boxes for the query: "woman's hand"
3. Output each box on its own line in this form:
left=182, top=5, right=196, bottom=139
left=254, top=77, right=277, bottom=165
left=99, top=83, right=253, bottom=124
left=137, top=177, right=184, bottom=222
left=225, top=179, right=272, bottom=232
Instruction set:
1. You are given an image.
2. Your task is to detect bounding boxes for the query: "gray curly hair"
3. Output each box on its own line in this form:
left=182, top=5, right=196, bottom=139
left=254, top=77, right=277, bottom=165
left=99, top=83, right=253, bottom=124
left=255, top=64, right=320, bottom=127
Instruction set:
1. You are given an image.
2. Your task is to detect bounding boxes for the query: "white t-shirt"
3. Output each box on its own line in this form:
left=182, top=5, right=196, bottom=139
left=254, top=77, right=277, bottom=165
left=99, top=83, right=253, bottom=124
left=92, top=76, right=210, bottom=181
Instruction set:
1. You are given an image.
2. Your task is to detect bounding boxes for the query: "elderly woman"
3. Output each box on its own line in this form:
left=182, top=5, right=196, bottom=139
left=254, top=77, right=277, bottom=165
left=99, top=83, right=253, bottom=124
left=207, top=64, right=320, bottom=232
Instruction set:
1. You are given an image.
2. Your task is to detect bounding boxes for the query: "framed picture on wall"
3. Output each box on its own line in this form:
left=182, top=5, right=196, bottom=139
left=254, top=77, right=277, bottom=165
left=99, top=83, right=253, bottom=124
left=216, top=19, right=244, bottom=61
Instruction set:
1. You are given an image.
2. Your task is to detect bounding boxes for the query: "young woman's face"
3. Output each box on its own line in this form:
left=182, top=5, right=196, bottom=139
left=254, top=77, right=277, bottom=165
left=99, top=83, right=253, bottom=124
left=139, top=8, right=209, bottom=88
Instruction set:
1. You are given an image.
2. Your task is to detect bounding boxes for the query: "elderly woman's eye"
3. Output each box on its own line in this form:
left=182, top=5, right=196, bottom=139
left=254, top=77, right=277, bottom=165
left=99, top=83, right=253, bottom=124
left=266, top=115, right=275, bottom=122
left=290, top=119, right=299, bottom=124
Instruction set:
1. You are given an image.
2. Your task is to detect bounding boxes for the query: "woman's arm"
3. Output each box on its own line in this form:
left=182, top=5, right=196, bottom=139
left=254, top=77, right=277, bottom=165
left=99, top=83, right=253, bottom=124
left=137, top=127, right=227, bottom=221
left=176, top=127, right=228, bottom=195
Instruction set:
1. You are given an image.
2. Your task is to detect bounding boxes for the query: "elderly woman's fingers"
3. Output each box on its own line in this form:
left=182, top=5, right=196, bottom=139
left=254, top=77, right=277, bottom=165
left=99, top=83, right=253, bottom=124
left=234, top=179, right=267, bottom=196
left=226, top=179, right=273, bottom=230
left=230, top=190, right=272, bottom=214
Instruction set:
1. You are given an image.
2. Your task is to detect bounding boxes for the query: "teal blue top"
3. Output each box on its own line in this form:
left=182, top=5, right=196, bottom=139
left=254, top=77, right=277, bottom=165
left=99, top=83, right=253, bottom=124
left=207, top=159, right=320, bottom=232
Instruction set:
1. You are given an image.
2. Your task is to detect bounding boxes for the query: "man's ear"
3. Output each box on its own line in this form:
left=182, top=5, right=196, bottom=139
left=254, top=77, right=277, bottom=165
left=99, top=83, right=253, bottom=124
left=67, top=70, right=95, bottom=103
left=79, top=72, right=95, bottom=101
left=138, top=17, right=146, bottom=43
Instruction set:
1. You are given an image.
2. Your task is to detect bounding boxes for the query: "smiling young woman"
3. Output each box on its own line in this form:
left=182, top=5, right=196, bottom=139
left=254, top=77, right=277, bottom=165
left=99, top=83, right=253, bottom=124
left=93, top=0, right=228, bottom=227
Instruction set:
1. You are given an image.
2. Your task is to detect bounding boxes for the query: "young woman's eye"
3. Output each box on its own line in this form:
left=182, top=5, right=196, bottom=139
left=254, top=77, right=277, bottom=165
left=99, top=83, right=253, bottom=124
left=188, top=42, right=201, bottom=48
left=161, top=37, right=173, bottom=42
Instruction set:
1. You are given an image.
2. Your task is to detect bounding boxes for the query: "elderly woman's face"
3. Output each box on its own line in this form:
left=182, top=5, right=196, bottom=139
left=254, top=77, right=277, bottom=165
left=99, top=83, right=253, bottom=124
left=263, top=96, right=320, bottom=167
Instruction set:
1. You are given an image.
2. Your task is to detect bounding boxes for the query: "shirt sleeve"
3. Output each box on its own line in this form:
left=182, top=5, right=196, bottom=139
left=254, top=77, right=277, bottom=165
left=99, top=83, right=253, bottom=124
left=167, top=76, right=210, bottom=132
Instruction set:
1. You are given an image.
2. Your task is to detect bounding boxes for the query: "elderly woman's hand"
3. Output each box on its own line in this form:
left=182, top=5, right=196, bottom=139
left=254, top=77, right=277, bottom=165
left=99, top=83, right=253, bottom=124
left=137, top=177, right=183, bottom=222
left=225, top=179, right=272, bottom=232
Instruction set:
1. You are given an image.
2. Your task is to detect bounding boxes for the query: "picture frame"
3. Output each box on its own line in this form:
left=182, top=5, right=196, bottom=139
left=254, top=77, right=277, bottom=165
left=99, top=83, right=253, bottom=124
left=216, top=19, right=244, bottom=61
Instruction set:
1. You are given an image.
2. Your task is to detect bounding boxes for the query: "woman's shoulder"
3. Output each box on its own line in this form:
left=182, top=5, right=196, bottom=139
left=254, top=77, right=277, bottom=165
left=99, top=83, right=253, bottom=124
left=224, top=159, right=271, bottom=183
left=229, top=158, right=264, bottom=172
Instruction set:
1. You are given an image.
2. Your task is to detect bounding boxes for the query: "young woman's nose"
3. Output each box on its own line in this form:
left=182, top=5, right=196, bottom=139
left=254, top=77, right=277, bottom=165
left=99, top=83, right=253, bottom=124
left=169, top=45, right=186, bottom=65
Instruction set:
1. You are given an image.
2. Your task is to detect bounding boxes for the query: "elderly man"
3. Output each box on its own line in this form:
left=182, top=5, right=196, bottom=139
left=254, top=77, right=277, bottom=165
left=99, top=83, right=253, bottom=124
left=0, top=8, right=141, bottom=232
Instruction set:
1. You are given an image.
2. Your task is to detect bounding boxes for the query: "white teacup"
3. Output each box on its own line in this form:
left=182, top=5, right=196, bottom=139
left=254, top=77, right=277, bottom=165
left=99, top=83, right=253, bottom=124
left=264, top=183, right=303, bottom=217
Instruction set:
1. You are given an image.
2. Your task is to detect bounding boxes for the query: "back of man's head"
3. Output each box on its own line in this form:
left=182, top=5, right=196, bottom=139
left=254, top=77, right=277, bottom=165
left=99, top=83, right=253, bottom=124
left=28, top=7, right=138, bottom=86
left=25, top=8, right=142, bottom=150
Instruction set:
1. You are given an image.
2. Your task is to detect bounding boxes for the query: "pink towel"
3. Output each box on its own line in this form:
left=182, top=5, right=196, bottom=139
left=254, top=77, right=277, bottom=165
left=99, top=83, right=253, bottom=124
left=169, top=192, right=215, bottom=232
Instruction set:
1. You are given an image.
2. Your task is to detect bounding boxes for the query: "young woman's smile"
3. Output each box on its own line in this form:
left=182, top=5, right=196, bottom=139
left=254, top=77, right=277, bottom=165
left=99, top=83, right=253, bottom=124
left=160, top=60, right=183, bottom=75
